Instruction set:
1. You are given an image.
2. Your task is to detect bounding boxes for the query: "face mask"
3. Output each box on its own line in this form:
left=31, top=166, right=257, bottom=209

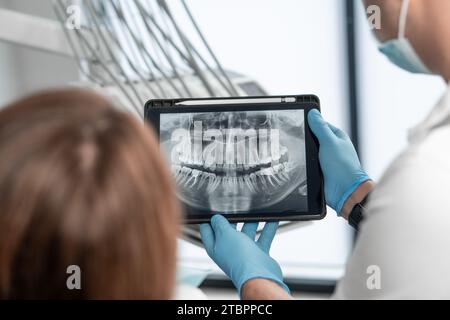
left=378, top=0, right=432, bottom=74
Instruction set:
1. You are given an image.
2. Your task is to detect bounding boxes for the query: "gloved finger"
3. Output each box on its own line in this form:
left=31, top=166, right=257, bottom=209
left=210, top=215, right=232, bottom=236
left=307, top=109, right=334, bottom=143
left=241, top=222, right=258, bottom=240
left=257, top=222, right=279, bottom=253
left=328, top=123, right=349, bottom=140
left=231, top=223, right=237, bottom=230
left=200, top=223, right=215, bottom=255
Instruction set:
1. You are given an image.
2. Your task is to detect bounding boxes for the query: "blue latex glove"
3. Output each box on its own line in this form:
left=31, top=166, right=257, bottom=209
left=200, top=215, right=289, bottom=297
left=308, top=109, right=371, bottom=215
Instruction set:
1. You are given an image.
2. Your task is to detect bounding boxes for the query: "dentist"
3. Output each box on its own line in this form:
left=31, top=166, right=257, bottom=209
left=201, top=0, right=450, bottom=299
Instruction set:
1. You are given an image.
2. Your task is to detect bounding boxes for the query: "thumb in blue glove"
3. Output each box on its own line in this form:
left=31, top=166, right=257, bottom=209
left=308, top=109, right=371, bottom=215
left=200, top=215, right=290, bottom=297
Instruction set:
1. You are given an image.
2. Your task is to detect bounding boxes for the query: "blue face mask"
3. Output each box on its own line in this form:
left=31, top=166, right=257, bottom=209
left=378, top=0, right=432, bottom=74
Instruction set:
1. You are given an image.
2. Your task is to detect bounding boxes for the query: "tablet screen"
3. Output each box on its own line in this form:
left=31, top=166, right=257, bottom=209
left=159, top=109, right=308, bottom=216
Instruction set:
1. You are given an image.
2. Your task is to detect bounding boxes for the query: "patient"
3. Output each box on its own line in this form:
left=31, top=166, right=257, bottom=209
left=0, top=88, right=180, bottom=299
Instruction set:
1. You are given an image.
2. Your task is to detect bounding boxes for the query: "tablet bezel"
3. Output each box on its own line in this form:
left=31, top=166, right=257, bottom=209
left=145, top=95, right=326, bottom=223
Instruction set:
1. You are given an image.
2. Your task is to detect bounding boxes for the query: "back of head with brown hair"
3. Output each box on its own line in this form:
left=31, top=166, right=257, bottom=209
left=0, top=88, right=180, bottom=299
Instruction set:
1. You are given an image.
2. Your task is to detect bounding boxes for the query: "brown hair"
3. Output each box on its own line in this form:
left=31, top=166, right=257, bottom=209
left=0, top=88, right=180, bottom=299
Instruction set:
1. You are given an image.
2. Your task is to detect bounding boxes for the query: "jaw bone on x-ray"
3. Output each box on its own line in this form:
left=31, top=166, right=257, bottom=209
left=160, top=110, right=307, bottom=214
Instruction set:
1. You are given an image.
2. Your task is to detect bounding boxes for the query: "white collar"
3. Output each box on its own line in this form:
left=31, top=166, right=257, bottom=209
left=408, top=82, right=450, bottom=144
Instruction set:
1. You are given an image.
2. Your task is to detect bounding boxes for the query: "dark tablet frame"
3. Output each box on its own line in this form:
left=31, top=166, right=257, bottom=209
left=144, top=95, right=326, bottom=224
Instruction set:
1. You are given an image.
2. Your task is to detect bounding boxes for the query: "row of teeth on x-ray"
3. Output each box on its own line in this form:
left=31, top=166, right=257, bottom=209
left=176, top=145, right=289, bottom=171
left=172, top=162, right=294, bottom=194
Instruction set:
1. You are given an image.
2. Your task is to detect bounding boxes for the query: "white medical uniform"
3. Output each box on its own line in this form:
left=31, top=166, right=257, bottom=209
left=333, top=83, right=450, bottom=299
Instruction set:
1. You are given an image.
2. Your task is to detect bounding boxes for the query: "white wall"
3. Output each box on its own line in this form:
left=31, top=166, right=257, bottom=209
left=0, top=0, right=79, bottom=106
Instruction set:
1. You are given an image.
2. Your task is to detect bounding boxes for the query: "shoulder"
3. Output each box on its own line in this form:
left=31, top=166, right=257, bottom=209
left=364, top=125, right=450, bottom=238
left=370, top=125, right=450, bottom=219
left=333, top=126, right=450, bottom=299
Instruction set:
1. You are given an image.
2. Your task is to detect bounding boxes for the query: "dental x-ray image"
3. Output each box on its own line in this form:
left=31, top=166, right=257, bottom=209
left=160, top=109, right=308, bottom=216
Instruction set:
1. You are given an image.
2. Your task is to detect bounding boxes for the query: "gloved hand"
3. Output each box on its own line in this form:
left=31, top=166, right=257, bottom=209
left=200, top=215, right=289, bottom=297
left=308, top=109, right=371, bottom=215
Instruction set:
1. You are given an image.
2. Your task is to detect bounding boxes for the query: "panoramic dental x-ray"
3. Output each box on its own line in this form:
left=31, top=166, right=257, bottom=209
left=160, top=109, right=308, bottom=216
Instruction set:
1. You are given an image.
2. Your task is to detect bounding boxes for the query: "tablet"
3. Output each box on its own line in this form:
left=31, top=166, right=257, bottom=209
left=145, top=95, right=326, bottom=224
